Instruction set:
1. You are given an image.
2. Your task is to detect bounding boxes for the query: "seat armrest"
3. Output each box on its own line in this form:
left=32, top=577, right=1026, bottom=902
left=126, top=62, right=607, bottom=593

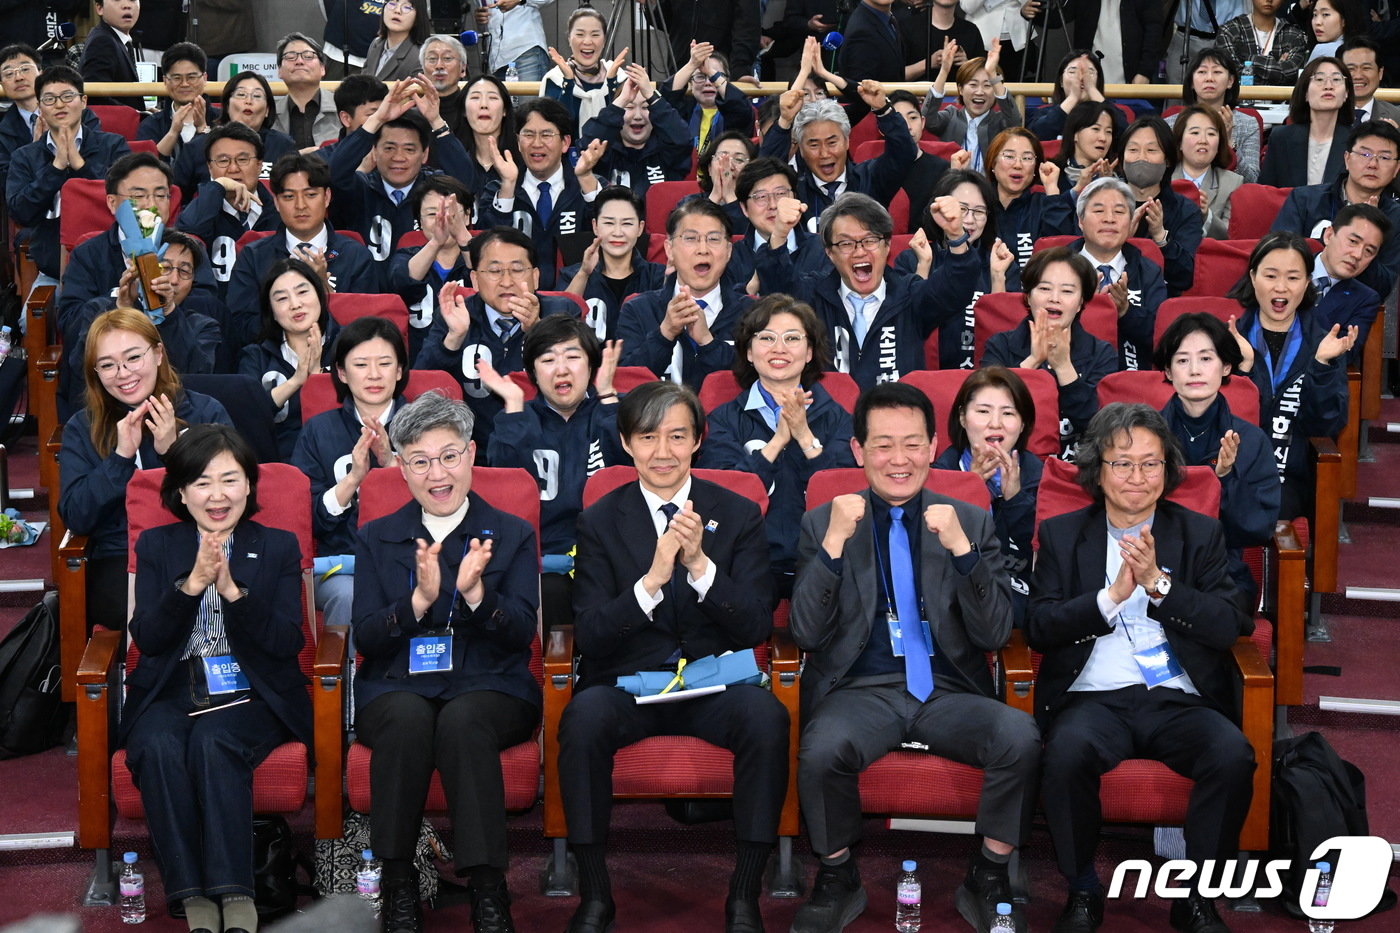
left=76, top=628, right=122, bottom=685
left=770, top=627, right=800, bottom=680
left=544, top=624, right=575, bottom=681
left=768, top=626, right=803, bottom=839
left=314, top=625, right=348, bottom=679
left=312, top=625, right=348, bottom=839
left=58, top=529, right=89, bottom=563
left=1268, top=520, right=1307, bottom=706
left=1309, top=436, right=1341, bottom=594
left=1000, top=628, right=1035, bottom=715
left=542, top=624, right=576, bottom=839
left=1232, top=636, right=1274, bottom=851
left=75, top=627, right=120, bottom=851
left=56, top=530, right=90, bottom=703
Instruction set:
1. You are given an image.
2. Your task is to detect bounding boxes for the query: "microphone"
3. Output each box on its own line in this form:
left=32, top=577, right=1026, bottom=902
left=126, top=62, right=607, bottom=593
left=37, top=22, right=76, bottom=53
left=457, top=30, right=480, bottom=47
left=822, top=32, right=843, bottom=52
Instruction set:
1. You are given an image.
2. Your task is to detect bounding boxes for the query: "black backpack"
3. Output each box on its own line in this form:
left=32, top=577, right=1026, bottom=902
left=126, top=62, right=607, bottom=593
left=1268, top=731, right=1395, bottom=918
left=0, top=591, right=67, bottom=758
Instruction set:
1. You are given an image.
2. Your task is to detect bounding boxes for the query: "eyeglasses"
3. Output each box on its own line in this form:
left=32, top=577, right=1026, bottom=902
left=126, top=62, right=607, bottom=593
left=518, top=129, right=561, bottom=143
left=1101, top=458, right=1166, bottom=478
left=692, top=71, right=725, bottom=85
left=159, top=261, right=195, bottom=281
left=753, top=331, right=807, bottom=349
left=39, top=91, right=80, bottom=106
left=94, top=345, right=156, bottom=377
left=747, top=188, right=793, bottom=206
left=1348, top=147, right=1397, bottom=164
left=384, top=0, right=416, bottom=10
left=997, top=150, right=1037, bottom=165
left=672, top=231, right=729, bottom=247
left=424, top=53, right=461, bottom=66
left=230, top=90, right=267, bottom=102
left=828, top=235, right=887, bottom=255
left=281, top=50, right=321, bottom=63
left=210, top=153, right=259, bottom=169
left=719, top=154, right=751, bottom=166
left=959, top=203, right=989, bottom=222
left=1, top=64, right=37, bottom=80
left=404, top=448, right=465, bottom=474
left=166, top=71, right=205, bottom=85
left=477, top=262, right=532, bottom=279
left=1310, top=73, right=1347, bottom=87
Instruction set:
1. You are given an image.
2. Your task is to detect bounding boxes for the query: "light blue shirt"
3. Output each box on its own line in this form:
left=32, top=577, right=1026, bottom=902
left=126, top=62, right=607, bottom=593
left=743, top=381, right=782, bottom=432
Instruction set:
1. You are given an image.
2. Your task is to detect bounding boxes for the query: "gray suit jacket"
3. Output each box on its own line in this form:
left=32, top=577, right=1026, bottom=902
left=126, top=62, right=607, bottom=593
left=364, top=37, right=423, bottom=82
left=920, top=94, right=1023, bottom=155
left=1173, top=164, right=1244, bottom=240
left=1363, top=98, right=1400, bottom=126
left=273, top=89, right=341, bottom=147
left=790, top=488, right=1013, bottom=716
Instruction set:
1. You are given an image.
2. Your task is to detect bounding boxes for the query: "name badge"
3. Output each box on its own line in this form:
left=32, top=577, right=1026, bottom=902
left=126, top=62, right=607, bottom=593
left=202, top=655, right=250, bottom=695
left=1133, top=638, right=1186, bottom=688
left=886, top=612, right=933, bottom=659
left=409, top=634, right=454, bottom=674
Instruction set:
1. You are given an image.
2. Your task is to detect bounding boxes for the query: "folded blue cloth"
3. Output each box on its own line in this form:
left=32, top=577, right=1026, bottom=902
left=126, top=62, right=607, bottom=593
left=616, top=649, right=766, bottom=696
left=313, top=555, right=355, bottom=577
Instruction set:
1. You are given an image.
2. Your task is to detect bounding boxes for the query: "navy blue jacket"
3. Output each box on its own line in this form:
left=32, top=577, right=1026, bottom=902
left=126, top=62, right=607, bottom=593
left=477, top=170, right=598, bottom=290
left=580, top=97, right=693, bottom=201
left=177, top=179, right=280, bottom=296
left=1000, top=188, right=1079, bottom=267
left=1026, top=101, right=1126, bottom=142
left=934, top=445, right=1041, bottom=626
left=758, top=104, right=916, bottom=227
left=486, top=394, right=628, bottom=555
left=559, top=253, right=668, bottom=342
left=290, top=396, right=403, bottom=556
left=0, top=106, right=99, bottom=188
left=892, top=246, right=1022, bottom=370
left=1237, top=307, right=1349, bottom=501
left=1072, top=182, right=1198, bottom=297
left=1314, top=276, right=1382, bottom=368
left=699, top=382, right=856, bottom=573
left=136, top=102, right=223, bottom=169
left=236, top=326, right=340, bottom=461
left=757, top=249, right=981, bottom=388
left=1270, top=174, right=1400, bottom=301
left=58, top=390, right=234, bottom=560
left=387, top=244, right=470, bottom=361
left=1063, top=237, right=1168, bottom=371
left=413, top=292, right=578, bottom=452
left=120, top=520, right=312, bottom=749
left=660, top=80, right=756, bottom=144
left=328, top=126, right=482, bottom=265
left=352, top=495, right=541, bottom=711
left=225, top=227, right=380, bottom=346
left=983, top=317, right=1118, bottom=458
left=6, top=129, right=130, bottom=278
left=171, top=128, right=298, bottom=198
left=730, top=227, right=830, bottom=295
left=616, top=277, right=754, bottom=389
left=1161, top=393, right=1279, bottom=597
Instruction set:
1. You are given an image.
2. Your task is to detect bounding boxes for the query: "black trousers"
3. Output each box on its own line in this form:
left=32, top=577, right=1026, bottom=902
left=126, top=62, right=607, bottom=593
left=124, top=675, right=289, bottom=902
left=542, top=571, right=574, bottom=635
left=87, top=555, right=129, bottom=634
left=798, top=680, right=1042, bottom=856
left=558, top=683, right=790, bottom=846
left=356, top=689, right=538, bottom=871
left=1040, top=685, right=1256, bottom=881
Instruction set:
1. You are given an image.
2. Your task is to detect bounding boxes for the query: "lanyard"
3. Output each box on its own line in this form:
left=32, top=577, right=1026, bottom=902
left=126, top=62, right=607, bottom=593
left=407, top=536, right=473, bottom=633
left=872, top=506, right=926, bottom=621
left=1248, top=314, right=1304, bottom=394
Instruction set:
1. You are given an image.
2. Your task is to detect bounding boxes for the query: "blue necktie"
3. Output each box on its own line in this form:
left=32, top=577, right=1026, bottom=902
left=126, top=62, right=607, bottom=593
left=536, top=180, right=553, bottom=227
left=496, top=319, right=515, bottom=342
left=848, top=294, right=876, bottom=345
left=390, top=188, right=405, bottom=206
left=1098, top=264, right=1114, bottom=291
left=685, top=298, right=707, bottom=352
left=888, top=506, right=933, bottom=702
left=1314, top=275, right=1331, bottom=299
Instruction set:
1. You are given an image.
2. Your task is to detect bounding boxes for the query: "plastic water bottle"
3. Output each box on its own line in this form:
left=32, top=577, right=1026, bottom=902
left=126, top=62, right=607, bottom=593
left=504, top=61, right=520, bottom=106
left=895, top=859, right=921, bottom=932
left=118, top=852, right=146, bottom=923
left=0, top=325, right=11, bottom=363
left=1308, top=861, right=1335, bottom=933
left=356, top=848, right=382, bottom=917
left=1240, top=60, right=1255, bottom=102
left=991, top=901, right=1016, bottom=931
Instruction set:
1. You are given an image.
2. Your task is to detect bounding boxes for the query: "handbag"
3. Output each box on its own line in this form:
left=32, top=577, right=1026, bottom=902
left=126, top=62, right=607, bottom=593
left=313, top=810, right=450, bottom=903
left=252, top=815, right=316, bottom=919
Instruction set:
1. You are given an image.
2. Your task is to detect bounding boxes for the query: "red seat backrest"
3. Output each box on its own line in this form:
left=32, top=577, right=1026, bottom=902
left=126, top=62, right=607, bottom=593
left=972, top=292, right=1118, bottom=365
left=1228, top=184, right=1292, bottom=239
left=236, top=229, right=274, bottom=253
left=645, top=181, right=702, bottom=236
left=89, top=105, right=141, bottom=139
left=397, top=230, right=429, bottom=250
left=805, top=467, right=991, bottom=511
left=852, top=139, right=963, bottom=163
left=583, top=465, right=770, bottom=515
left=1040, top=139, right=1061, bottom=161
left=335, top=229, right=366, bottom=245
left=1096, top=369, right=1261, bottom=425
left=1033, top=458, right=1222, bottom=550
left=646, top=232, right=668, bottom=265
left=59, top=179, right=115, bottom=253
left=327, top=293, right=410, bottom=346
left=299, top=369, right=464, bottom=423
left=1184, top=239, right=1254, bottom=298
left=1152, top=296, right=1244, bottom=348
left=1034, top=234, right=1166, bottom=270
left=900, top=368, right=1063, bottom=461
left=540, top=290, right=588, bottom=318
left=129, top=139, right=159, bottom=156
left=848, top=112, right=881, bottom=151
left=358, top=465, right=542, bottom=555
left=1171, top=178, right=1202, bottom=208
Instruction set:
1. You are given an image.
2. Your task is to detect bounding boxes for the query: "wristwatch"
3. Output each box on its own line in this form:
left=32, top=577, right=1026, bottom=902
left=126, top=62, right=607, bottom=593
left=803, top=437, right=823, bottom=453
left=1147, top=572, right=1172, bottom=599
left=947, top=230, right=972, bottom=248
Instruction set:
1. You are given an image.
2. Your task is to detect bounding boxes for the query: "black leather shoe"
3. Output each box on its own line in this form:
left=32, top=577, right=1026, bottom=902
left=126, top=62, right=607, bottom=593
left=789, top=861, right=867, bottom=933
left=725, top=894, right=765, bottom=933
left=382, top=877, right=424, bottom=933
left=565, top=897, right=616, bottom=933
left=1051, top=891, right=1105, bottom=933
left=1169, top=894, right=1231, bottom=933
left=470, top=882, right=516, bottom=933
left=954, top=861, right=1025, bottom=933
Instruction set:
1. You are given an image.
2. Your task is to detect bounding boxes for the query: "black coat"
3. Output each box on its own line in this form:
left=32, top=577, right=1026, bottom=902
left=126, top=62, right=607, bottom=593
left=79, top=22, right=142, bottom=110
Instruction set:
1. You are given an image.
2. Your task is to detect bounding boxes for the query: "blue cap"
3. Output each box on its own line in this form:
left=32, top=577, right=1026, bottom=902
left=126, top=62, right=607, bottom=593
left=1318, top=862, right=1332, bottom=873
left=362, top=849, right=375, bottom=860
left=123, top=851, right=137, bottom=863
left=902, top=859, right=917, bottom=872
left=997, top=902, right=1012, bottom=915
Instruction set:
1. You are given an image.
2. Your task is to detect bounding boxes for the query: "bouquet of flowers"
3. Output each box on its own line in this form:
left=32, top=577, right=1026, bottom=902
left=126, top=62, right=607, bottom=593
left=115, top=198, right=168, bottom=322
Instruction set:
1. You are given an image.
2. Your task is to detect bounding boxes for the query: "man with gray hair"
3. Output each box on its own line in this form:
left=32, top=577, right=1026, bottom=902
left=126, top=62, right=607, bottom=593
left=1029, top=402, right=1255, bottom=933
left=758, top=80, right=917, bottom=226
left=1069, top=175, right=1167, bottom=371
left=421, top=34, right=473, bottom=151
left=274, top=32, right=340, bottom=149
left=755, top=191, right=980, bottom=389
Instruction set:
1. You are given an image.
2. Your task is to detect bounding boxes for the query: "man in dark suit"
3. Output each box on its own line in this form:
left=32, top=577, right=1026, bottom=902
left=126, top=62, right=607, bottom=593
left=1310, top=203, right=1388, bottom=366
left=617, top=198, right=755, bottom=389
left=789, top=382, right=1039, bottom=933
left=1028, top=403, right=1256, bottom=933
left=79, top=0, right=144, bottom=110
left=559, top=381, right=789, bottom=933
left=837, top=0, right=905, bottom=106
